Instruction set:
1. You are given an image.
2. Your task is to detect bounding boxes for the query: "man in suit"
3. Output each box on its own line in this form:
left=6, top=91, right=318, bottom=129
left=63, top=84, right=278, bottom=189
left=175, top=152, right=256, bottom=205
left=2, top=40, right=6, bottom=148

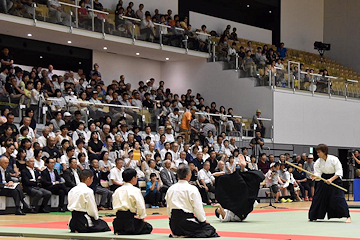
left=90, top=159, right=113, bottom=210
left=41, top=158, right=67, bottom=212
left=63, top=157, right=81, bottom=192
left=0, top=156, right=31, bottom=215
left=21, top=158, right=51, bottom=213
left=160, top=160, right=177, bottom=193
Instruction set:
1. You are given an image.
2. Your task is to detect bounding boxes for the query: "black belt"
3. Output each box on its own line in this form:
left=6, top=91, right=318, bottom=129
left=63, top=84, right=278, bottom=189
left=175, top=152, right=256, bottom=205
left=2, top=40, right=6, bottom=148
left=171, top=209, right=195, bottom=219
left=116, top=210, right=136, bottom=219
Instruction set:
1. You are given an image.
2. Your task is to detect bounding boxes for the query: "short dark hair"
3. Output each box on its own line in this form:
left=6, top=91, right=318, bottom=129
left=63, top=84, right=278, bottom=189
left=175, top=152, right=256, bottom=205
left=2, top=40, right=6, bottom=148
left=122, top=168, right=137, bottom=182
left=66, top=146, right=75, bottom=153
left=316, top=144, right=328, bottom=155
left=150, top=173, right=156, bottom=178
left=177, top=164, right=190, bottom=179
left=68, top=157, right=77, bottom=165
left=80, top=169, right=94, bottom=182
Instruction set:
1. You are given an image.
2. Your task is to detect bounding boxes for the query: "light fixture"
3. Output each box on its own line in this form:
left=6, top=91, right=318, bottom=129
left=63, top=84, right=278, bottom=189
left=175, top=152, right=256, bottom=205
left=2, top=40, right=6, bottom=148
left=165, top=57, right=169, bottom=60
left=27, top=33, right=32, bottom=37
left=136, top=52, right=140, bottom=55
left=79, top=61, right=82, bottom=64
left=103, top=47, right=107, bottom=50
left=269, top=10, right=272, bottom=13
left=40, top=56, right=43, bottom=59
left=67, top=40, right=72, bottom=44
left=247, top=4, right=250, bottom=7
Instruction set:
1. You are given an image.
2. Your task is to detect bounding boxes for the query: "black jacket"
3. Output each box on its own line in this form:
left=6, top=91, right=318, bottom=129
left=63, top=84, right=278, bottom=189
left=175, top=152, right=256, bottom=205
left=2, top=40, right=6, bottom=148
left=89, top=167, right=101, bottom=191
left=21, top=167, right=42, bottom=194
left=63, top=168, right=81, bottom=188
left=41, top=168, right=61, bottom=189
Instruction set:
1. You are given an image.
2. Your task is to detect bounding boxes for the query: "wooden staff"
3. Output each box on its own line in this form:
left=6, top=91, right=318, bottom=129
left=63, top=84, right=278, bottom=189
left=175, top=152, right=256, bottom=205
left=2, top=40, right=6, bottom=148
left=285, top=161, right=348, bottom=192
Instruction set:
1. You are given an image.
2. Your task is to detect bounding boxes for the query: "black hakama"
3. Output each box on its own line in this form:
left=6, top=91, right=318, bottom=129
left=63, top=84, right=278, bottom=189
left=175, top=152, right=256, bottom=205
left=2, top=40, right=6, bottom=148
left=113, top=210, right=153, bottom=235
left=215, top=170, right=265, bottom=221
left=69, top=211, right=111, bottom=233
left=169, top=209, right=219, bottom=238
left=308, top=174, right=350, bottom=221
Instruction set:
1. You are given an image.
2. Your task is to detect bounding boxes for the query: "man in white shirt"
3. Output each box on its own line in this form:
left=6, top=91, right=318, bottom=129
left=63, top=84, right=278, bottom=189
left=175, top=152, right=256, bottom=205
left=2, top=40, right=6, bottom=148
left=141, top=126, right=155, bottom=143
left=165, top=164, right=218, bottom=238
left=68, top=169, right=110, bottom=233
left=164, top=125, right=175, bottom=143
left=198, top=161, right=216, bottom=203
left=175, top=151, right=188, bottom=167
left=160, top=142, right=171, bottom=160
left=145, top=160, right=160, bottom=182
left=109, top=158, right=124, bottom=191
left=112, top=168, right=153, bottom=235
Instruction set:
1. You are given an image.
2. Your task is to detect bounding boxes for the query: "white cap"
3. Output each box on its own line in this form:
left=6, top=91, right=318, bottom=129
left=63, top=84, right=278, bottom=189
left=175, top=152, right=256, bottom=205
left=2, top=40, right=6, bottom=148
left=270, top=163, right=275, bottom=168
left=64, top=112, right=71, bottom=117
left=308, top=154, right=314, bottom=159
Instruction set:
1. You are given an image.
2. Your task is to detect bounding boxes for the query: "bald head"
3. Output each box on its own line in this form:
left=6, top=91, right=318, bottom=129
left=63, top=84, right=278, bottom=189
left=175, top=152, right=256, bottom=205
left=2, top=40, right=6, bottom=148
left=0, top=156, right=9, bottom=169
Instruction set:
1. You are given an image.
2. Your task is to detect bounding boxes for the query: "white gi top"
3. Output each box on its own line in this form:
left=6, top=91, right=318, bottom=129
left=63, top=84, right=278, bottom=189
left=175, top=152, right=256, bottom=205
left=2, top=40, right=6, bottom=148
left=68, top=182, right=99, bottom=220
left=165, top=180, right=206, bottom=222
left=314, top=154, right=343, bottom=178
left=219, top=209, right=241, bottom=222
left=108, top=167, right=124, bottom=186
left=112, top=182, right=147, bottom=219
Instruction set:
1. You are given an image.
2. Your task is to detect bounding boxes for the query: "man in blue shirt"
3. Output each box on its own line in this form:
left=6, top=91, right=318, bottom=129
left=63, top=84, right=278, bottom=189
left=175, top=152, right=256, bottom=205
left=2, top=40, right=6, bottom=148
left=155, top=134, right=166, bottom=151
left=277, top=42, right=287, bottom=59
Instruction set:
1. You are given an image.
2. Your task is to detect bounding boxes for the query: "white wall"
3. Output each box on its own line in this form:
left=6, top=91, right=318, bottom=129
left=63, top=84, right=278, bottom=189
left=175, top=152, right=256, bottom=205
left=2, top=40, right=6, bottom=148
left=281, top=0, right=324, bottom=53
left=93, top=51, right=161, bottom=85
left=101, top=0, right=178, bottom=15
left=189, top=12, right=272, bottom=44
left=273, top=90, right=360, bottom=148
left=161, top=60, right=273, bottom=120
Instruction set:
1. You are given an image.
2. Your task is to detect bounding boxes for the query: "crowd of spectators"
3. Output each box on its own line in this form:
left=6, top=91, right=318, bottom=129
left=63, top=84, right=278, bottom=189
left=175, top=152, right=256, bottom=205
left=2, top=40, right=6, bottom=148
left=0, top=46, right=273, bottom=214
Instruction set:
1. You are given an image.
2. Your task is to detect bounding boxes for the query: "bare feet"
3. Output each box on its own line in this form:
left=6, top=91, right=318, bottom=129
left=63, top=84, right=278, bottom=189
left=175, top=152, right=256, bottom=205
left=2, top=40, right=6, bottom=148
left=346, top=217, right=351, bottom=223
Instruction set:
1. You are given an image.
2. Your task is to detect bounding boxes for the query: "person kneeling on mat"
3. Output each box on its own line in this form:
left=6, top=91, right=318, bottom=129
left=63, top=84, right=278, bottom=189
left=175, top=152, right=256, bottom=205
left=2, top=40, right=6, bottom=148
left=112, top=168, right=153, bottom=235
left=68, top=169, right=111, bottom=233
left=165, top=164, right=219, bottom=238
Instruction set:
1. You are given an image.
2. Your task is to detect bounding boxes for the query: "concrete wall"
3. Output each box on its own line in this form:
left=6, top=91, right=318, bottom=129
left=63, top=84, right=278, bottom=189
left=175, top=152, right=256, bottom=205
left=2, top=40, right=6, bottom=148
left=273, top=89, right=360, bottom=148
left=189, top=12, right=272, bottom=44
left=92, top=50, right=161, bottom=85
left=323, top=0, right=360, bottom=72
left=100, top=0, right=178, bottom=16
left=160, top=60, right=273, bottom=120
left=281, top=0, right=324, bottom=53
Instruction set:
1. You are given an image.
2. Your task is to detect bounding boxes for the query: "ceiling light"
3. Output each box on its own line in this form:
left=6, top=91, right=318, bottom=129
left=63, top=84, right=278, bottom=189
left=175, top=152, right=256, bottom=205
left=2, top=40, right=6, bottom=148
left=166, top=57, right=169, bottom=60
left=103, top=47, right=107, bottom=50
left=40, top=56, right=43, bottom=59
left=67, top=40, right=72, bottom=44
left=269, top=10, right=272, bottom=13
left=136, top=52, right=140, bottom=55
left=27, top=33, right=32, bottom=37
left=79, top=61, right=82, bottom=64
left=247, top=5, right=250, bottom=7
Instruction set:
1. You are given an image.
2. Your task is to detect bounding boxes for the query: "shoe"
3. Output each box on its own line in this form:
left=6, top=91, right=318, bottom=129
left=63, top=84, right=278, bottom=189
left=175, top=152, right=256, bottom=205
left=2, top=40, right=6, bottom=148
left=38, top=207, right=50, bottom=213
left=304, top=197, right=309, bottom=201
left=15, top=208, right=26, bottom=215
left=151, top=205, right=157, bottom=209
left=98, top=206, right=106, bottom=211
left=287, top=199, right=293, bottom=203
left=309, top=197, right=313, bottom=201
left=107, top=207, right=113, bottom=210
left=58, top=208, right=66, bottom=212
left=281, top=198, right=287, bottom=203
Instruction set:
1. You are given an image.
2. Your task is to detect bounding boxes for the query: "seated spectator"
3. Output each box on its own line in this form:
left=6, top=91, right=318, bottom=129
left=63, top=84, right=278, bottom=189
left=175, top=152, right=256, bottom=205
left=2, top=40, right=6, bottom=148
left=50, top=111, right=65, bottom=133
left=247, top=155, right=258, bottom=170
left=124, top=150, right=144, bottom=179
left=41, top=157, right=67, bottom=212
left=90, top=159, right=113, bottom=210
left=257, top=153, right=270, bottom=174
left=34, top=149, right=45, bottom=171
left=48, top=0, right=71, bottom=25
left=229, top=27, right=238, bottom=41
left=160, top=159, right=177, bottom=193
left=225, top=156, right=236, bottom=174
left=140, top=13, right=155, bottom=41
left=88, top=131, right=103, bottom=158
left=198, top=161, right=215, bottom=203
left=164, top=125, right=175, bottom=143
left=243, top=50, right=256, bottom=77
left=292, top=163, right=312, bottom=201
left=145, top=173, right=162, bottom=208
left=0, top=156, right=31, bottom=215
left=42, top=136, right=61, bottom=162
left=197, top=25, right=209, bottom=52
left=63, top=157, right=81, bottom=192
left=21, top=158, right=51, bottom=213
left=60, top=146, right=75, bottom=171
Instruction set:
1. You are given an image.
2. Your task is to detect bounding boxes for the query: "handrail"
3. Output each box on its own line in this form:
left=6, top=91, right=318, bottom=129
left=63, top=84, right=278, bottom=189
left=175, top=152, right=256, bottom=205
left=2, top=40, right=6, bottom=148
left=258, top=117, right=272, bottom=121
left=195, top=31, right=211, bottom=37
left=179, top=110, right=242, bottom=119
left=46, top=98, right=139, bottom=109
left=59, top=2, right=80, bottom=8
left=153, top=22, right=185, bottom=32
left=121, top=15, right=141, bottom=22
left=89, top=8, right=109, bottom=15
left=346, top=79, right=358, bottom=83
